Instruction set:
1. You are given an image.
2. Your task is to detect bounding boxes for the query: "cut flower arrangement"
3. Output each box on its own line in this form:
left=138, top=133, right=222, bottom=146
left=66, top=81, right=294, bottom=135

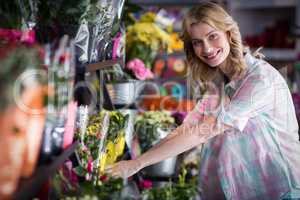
left=105, top=10, right=183, bottom=83
left=53, top=110, right=129, bottom=199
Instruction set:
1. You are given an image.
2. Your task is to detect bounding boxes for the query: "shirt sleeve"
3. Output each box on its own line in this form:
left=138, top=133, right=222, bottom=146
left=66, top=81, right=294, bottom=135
left=184, top=94, right=222, bottom=126
left=217, top=74, right=275, bottom=132
left=183, top=100, right=206, bottom=125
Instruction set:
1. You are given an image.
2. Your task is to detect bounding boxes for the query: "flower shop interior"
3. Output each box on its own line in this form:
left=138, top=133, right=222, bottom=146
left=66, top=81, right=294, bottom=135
left=1, top=0, right=300, bottom=199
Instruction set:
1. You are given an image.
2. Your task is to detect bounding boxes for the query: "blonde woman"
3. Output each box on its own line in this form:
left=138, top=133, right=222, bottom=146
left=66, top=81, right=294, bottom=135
left=106, top=2, right=300, bottom=199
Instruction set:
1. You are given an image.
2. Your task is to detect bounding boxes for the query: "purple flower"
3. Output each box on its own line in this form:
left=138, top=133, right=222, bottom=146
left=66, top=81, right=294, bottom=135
left=172, top=111, right=187, bottom=125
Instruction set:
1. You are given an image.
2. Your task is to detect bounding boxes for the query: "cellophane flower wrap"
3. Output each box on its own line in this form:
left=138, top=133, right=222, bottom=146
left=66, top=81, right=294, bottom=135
left=52, top=110, right=129, bottom=198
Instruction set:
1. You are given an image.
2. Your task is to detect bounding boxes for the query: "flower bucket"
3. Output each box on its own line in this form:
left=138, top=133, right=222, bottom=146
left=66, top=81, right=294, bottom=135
left=142, top=128, right=177, bottom=177
left=107, top=80, right=145, bottom=105
left=143, top=156, right=177, bottom=177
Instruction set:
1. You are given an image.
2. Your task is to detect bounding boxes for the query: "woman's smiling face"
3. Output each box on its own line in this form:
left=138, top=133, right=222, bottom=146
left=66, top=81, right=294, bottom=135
left=188, top=22, right=230, bottom=68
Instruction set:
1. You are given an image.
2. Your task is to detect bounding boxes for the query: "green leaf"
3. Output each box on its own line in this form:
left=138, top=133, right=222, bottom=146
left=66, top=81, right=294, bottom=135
left=74, top=166, right=87, bottom=177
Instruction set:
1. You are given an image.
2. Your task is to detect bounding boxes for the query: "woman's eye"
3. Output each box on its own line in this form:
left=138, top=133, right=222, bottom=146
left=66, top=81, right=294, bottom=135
left=192, top=40, right=202, bottom=47
left=209, top=33, right=218, bottom=40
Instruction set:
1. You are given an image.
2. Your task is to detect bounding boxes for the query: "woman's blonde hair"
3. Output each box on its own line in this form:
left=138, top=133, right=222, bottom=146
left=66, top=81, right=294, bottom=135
left=182, top=2, right=247, bottom=84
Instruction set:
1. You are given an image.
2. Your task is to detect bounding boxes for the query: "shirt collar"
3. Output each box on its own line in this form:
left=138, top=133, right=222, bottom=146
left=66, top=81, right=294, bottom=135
left=224, top=53, right=257, bottom=91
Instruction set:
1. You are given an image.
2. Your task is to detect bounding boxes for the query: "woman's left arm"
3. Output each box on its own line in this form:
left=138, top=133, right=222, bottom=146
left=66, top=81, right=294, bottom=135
left=106, top=115, right=231, bottom=178
left=135, top=115, right=230, bottom=169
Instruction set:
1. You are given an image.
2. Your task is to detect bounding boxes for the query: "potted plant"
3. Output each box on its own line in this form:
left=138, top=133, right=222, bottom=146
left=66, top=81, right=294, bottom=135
left=141, top=167, right=199, bottom=200
left=104, top=10, right=177, bottom=106
left=135, top=111, right=178, bottom=177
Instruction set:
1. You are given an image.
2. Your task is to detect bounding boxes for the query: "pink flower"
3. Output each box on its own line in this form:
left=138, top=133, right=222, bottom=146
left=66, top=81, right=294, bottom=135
left=0, top=29, right=21, bottom=42
left=126, top=58, right=154, bottom=80
left=20, top=29, right=35, bottom=45
left=0, top=29, right=35, bottom=45
left=87, top=158, right=93, bottom=173
left=85, top=173, right=92, bottom=181
left=71, top=169, right=79, bottom=183
left=65, top=160, right=73, bottom=171
left=139, top=179, right=153, bottom=189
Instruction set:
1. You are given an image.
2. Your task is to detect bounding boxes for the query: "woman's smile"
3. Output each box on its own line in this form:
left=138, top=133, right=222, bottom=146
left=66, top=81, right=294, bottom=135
left=203, top=49, right=222, bottom=62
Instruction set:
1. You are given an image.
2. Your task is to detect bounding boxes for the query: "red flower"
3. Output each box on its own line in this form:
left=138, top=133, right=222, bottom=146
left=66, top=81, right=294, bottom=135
left=59, top=52, right=70, bottom=64
left=139, top=179, right=153, bottom=189
left=100, top=175, right=108, bottom=182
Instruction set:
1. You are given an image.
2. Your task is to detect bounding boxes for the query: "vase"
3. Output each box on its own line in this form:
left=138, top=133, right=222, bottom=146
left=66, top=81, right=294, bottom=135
left=107, top=80, right=145, bottom=105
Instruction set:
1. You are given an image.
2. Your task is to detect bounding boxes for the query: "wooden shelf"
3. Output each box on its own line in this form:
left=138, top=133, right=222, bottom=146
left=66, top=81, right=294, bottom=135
left=86, top=58, right=124, bottom=72
left=14, top=141, right=79, bottom=200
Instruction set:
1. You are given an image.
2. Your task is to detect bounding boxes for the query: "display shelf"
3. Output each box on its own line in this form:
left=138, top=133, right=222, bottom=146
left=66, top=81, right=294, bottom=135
left=86, top=58, right=124, bottom=72
left=130, top=0, right=203, bottom=5
left=256, top=48, right=298, bottom=61
left=14, top=141, right=79, bottom=200
left=231, top=0, right=297, bottom=10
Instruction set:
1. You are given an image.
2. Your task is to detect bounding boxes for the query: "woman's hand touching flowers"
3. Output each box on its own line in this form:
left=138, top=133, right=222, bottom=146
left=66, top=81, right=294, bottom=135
left=105, top=159, right=143, bottom=179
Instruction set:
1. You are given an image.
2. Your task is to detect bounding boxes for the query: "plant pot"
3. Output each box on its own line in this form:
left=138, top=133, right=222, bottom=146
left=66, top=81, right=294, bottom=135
left=142, top=127, right=177, bottom=177
left=143, top=156, right=177, bottom=177
left=107, top=80, right=145, bottom=105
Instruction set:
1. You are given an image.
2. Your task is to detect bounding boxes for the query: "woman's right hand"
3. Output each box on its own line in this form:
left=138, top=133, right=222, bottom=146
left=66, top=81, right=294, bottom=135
left=105, top=159, right=143, bottom=179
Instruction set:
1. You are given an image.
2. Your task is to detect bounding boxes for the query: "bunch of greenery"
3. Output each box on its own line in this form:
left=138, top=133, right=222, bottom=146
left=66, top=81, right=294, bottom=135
left=142, top=168, right=198, bottom=200
left=53, top=170, right=124, bottom=200
left=135, top=111, right=176, bottom=152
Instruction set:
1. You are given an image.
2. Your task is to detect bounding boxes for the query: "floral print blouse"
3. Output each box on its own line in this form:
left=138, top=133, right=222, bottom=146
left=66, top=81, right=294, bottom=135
left=185, top=53, right=300, bottom=200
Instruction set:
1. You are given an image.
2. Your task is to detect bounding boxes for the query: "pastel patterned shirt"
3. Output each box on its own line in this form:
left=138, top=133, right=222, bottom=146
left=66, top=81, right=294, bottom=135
left=185, top=53, right=300, bottom=200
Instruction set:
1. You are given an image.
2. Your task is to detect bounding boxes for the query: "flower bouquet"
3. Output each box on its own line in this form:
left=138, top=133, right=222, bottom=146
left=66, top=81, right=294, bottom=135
left=53, top=110, right=129, bottom=198
left=126, top=11, right=173, bottom=69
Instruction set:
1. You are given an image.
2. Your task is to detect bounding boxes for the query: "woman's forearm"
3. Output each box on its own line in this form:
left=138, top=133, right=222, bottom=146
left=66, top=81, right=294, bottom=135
left=135, top=122, right=213, bottom=169
left=145, top=124, right=186, bottom=152
left=135, top=114, right=231, bottom=169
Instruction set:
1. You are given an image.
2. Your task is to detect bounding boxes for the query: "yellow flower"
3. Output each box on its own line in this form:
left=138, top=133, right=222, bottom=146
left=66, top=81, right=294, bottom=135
left=105, top=140, right=117, bottom=165
left=99, top=152, right=107, bottom=175
left=140, top=12, right=156, bottom=23
left=170, top=33, right=184, bottom=51
left=115, top=132, right=126, bottom=157
left=127, top=23, right=172, bottom=52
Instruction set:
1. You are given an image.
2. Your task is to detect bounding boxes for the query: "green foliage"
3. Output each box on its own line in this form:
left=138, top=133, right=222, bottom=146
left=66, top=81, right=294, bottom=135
left=77, top=177, right=124, bottom=200
left=107, top=111, right=129, bottom=141
left=142, top=168, right=198, bottom=200
left=135, top=111, right=176, bottom=152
